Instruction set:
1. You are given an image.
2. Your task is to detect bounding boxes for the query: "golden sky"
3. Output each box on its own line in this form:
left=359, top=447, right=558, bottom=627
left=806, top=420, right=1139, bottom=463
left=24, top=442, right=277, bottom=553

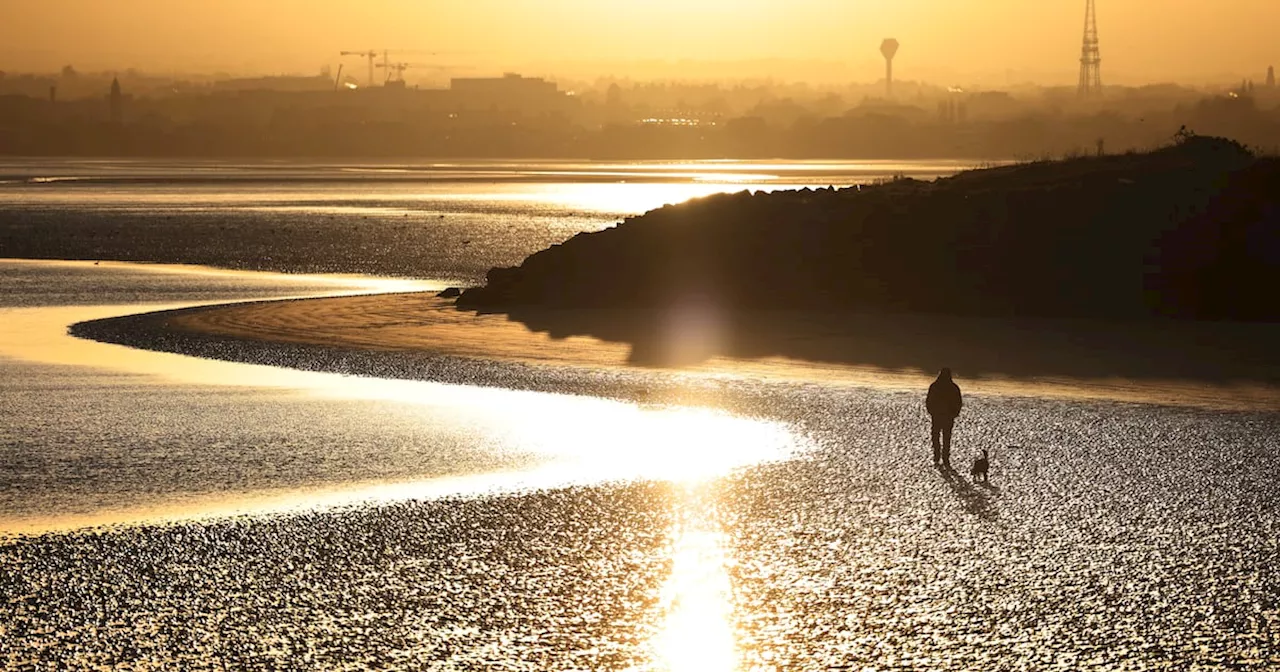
left=1, top=0, right=1276, bottom=85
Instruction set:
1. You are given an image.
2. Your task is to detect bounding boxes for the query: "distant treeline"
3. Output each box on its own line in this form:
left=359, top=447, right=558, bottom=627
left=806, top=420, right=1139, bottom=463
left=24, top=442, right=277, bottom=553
left=459, top=136, right=1280, bottom=321
left=1, top=88, right=1279, bottom=159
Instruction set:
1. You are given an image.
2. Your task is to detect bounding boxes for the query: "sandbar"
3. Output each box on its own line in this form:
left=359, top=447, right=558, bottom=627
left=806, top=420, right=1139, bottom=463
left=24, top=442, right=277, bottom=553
left=75, top=291, right=1280, bottom=412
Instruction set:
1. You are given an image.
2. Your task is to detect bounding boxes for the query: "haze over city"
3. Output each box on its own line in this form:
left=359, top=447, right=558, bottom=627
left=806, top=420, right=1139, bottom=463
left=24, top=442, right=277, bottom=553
left=2, top=0, right=1278, bottom=85
left=3, top=2, right=1280, bottom=670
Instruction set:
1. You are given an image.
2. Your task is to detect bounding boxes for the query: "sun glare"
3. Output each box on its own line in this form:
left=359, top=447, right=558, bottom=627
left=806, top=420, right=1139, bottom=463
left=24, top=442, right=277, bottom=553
left=653, top=487, right=739, bottom=672
left=532, top=183, right=757, bottom=215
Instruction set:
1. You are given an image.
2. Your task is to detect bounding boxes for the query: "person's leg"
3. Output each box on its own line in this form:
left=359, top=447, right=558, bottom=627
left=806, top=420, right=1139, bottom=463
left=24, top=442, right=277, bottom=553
left=931, top=417, right=942, bottom=463
left=941, top=418, right=954, bottom=466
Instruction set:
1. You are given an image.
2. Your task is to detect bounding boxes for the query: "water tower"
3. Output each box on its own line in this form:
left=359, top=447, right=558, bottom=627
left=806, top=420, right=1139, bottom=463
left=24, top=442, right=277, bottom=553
left=880, top=39, right=900, bottom=98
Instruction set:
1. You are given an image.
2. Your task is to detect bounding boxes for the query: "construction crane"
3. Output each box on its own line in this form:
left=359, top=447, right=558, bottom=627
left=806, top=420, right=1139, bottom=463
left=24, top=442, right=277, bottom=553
left=376, top=60, right=465, bottom=88
left=376, top=62, right=435, bottom=86
left=339, top=49, right=449, bottom=88
left=339, top=50, right=386, bottom=88
left=378, top=62, right=414, bottom=87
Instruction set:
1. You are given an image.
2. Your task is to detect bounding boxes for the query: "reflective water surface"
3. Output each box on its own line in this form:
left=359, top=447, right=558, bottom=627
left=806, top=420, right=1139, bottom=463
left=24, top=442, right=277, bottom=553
left=0, top=260, right=797, bottom=534
left=0, top=158, right=987, bottom=282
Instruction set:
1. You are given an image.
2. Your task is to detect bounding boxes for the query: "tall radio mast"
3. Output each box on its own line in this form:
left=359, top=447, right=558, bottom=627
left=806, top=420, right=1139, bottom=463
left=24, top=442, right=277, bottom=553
left=1078, top=0, right=1103, bottom=97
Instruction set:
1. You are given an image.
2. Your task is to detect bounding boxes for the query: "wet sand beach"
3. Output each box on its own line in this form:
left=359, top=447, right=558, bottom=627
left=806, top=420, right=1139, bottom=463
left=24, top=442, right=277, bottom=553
left=5, top=366, right=1279, bottom=669
left=83, top=290, right=1280, bottom=412
left=3, top=261, right=1278, bottom=669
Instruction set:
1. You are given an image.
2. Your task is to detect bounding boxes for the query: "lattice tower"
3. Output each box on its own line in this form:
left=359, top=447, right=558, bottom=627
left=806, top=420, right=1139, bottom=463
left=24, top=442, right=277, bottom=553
left=1078, top=0, right=1103, bottom=97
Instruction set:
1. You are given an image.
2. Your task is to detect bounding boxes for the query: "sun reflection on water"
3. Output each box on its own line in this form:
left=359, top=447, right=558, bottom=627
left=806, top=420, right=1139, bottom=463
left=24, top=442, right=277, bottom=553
left=528, top=182, right=769, bottom=215
left=653, top=486, right=739, bottom=672
left=0, top=270, right=802, bottom=533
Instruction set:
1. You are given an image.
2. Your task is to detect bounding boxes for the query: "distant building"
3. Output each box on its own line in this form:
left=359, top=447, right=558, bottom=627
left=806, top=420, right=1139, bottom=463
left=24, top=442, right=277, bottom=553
left=211, top=75, right=333, bottom=93
left=1268, top=66, right=1276, bottom=88
left=109, top=77, right=121, bottom=124
left=449, top=73, right=566, bottom=113
left=936, top=97, right=971, bottom=125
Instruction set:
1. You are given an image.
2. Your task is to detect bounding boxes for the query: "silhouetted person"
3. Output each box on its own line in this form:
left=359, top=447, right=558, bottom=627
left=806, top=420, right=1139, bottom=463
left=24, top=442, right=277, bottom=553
left=926, top=367, right=963, bottom=465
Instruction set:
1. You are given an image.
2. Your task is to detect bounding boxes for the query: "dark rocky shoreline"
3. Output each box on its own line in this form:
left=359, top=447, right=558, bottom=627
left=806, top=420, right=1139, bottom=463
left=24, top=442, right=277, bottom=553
left=459, top=137, right=1280, bottom=322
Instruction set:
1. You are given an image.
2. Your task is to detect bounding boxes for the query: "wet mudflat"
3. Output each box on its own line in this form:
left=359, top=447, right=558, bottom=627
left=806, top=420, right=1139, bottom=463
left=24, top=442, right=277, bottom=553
left=2, top=261, right=1279, bottom=669
left=2, top=485, right=675, bottom=670
left=4, top=381, right=1278, bottom=669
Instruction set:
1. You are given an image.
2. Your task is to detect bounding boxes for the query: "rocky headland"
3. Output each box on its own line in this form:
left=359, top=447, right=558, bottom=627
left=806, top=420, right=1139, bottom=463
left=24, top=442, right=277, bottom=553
left=458, top=136, right=1280, bottom=322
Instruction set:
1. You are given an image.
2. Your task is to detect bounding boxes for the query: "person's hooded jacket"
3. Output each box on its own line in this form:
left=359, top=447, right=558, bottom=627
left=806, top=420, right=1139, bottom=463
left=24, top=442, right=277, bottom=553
left=926, top=368, right=963, bottom=419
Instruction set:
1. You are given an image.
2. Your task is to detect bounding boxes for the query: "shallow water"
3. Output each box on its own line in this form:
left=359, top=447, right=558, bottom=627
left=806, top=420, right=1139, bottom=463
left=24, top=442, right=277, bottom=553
left=2, top=261, right=1279, bottom=669
left=0, top=261, right=798, bottom=534
left=0, top=158, right=985, bottom=282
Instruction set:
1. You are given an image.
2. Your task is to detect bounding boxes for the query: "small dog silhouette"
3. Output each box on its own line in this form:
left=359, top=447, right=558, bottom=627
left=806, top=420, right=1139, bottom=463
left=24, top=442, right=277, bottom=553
left=970, top=449, right=989, bottom=482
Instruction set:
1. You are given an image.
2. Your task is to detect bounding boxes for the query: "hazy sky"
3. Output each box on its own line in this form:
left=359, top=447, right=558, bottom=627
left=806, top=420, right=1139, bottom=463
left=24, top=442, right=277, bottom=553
left=1, top=0, right=1276, bottom=85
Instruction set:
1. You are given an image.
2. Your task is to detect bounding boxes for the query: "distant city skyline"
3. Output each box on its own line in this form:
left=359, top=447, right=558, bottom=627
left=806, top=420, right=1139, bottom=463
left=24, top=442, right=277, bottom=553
left=1, top=1, right=1277, bottom=87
